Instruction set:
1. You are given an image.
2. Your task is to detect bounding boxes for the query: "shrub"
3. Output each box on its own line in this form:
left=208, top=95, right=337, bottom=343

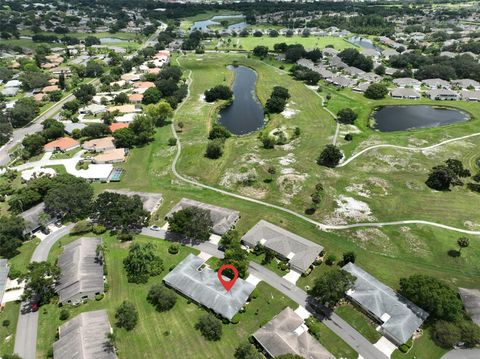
left=195, top=313, right=222, bottom=341
left=59, top=309, right=70, bottom=321
left=344, top=133, right=353, bottom=141
left=205, top=139, right=224, bottom=159
left=343, top=251, right=356, bottom=264
left=208, top=124, right=231, bottom=141
left=325, top=255, right=336, bottom=265
left=147, top=284, right=177, bottom=312
left=432, top=320, right=461, bottom=348
left=204, top=85, right=233, bottom=102
left=117, top=232, right=133, bottom=242
left=317, top=145, right=343, bottom=168
left=71, top=220, right=92, bottom=234
left=47, top=347, right=54, bottom=358
left=399, top=344, right=410, bottom=353
left=2, top=319, right=10, bottom=327
left=278, top=262, right=289, bottom=271
left=337, top=108, right=357, bottom=124
left=168, top=243, right=179, bottom=254
left=115, top=301, right=138, bottom=331
left=92, top=225, right=106, bottom=234
left=95, top=293, right=104, bottom=301
left=168, top=137, right=177, bottom=146
left=231, top=313, right=241, bottom=324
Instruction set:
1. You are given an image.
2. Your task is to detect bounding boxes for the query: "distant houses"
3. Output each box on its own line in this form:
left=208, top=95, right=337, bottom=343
left=163, top=253, right=255, bottom=320
left=53, top=310, right=116, bottom=359
left=56, top=237, right=105, bottom=305
left=342, top=263, right=429, bottom=346
left=241, top=220, right=323, bottom=274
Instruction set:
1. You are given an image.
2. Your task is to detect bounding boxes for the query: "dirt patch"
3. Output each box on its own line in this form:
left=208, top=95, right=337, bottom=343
left=464, top=221, right=480, bottom=230
left=345, top=183, right=371, bottom=198
left=278, top=153, right=296, bottom=166
left=325, top=195, right=375, bottom=224
left=282, top=103, right=298, bottom=119
left=238, top=186, right=267, bottom=199
left=276, top=173, right=307, bottom=204
left=220, top=168, right=258, bottom=187
left=339, top=124, right=362, bottom=135
left=350, top=228, right=394, bottom=253
left=399, top=226, right=430, bottom=257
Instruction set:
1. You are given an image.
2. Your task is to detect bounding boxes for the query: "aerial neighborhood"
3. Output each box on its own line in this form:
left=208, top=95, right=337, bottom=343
left=0, top=1, right=480, bottom=359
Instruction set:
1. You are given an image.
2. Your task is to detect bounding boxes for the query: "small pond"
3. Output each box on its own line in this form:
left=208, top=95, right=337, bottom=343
left=100, top=37, right=124, bottom=43
left=373, top=105, right=470, bottom=132
left=218, top=65, right=264, bottom=135
left=191, top=15, right=246, bottom=32
left=349, top=36, right=382, bottom=53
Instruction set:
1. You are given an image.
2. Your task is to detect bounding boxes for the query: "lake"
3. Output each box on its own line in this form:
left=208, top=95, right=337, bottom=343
left=191, top=15, right=246, bottom=32
left=349, top=36, right=382, bottom=54
left=218, top=65, right=265, bottom=135
left=373, top=105, right=470, bottom=132
left=100, top=37, right=124, bottom=43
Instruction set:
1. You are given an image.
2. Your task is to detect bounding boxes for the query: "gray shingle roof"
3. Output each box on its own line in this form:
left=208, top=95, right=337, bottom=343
left=241, top=220, right=323, bottom=273
left=342, top=263, right=429, bottom=345
left=253, top=307, right=334, bottom=359
left=163, top=254, right=255, bottom=320
left=53, top=310, right=116, bottom=359
left=19, top=203, right=54, bottom=235
left=104, top=189, right=163, bottom=213
left=56, top=237, right=104, bottom=303
left=0, top=259, right=9, bottom=304
left=166, top=198, right=239, bottom=235
left=459, top=288, right=480, bottom=325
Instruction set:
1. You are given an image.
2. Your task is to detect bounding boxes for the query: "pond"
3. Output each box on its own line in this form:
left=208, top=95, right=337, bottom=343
left=99, top=37, right=124, bottom=43
left=349, top=36, right=382, bottom=54
left=373, top=105, right=470, bottom=132
left=218, top=65, right=265, bottom=135
left=191, top=15, right=246, bottom=32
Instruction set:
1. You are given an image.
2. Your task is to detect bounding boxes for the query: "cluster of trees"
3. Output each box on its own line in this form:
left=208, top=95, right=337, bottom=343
left=150, top=66, right=187, bottom=109
left=364, top=83, right=388, bottom=100
left=338, top=48, right=373, bottom=72
left=273, top=43, right=322, bottom=63
left=167, top=207, right=213, bottom=242
left=336, top=108, right=358, bottom=125
left=425, top=158, right=471, bottom=191
left=308, top=182, right=324, bottom=214
left=311, top=269, right=356, bottom=308
left=147, top=284, right=177, bottom=312
left=289, top=65, right=321, bottom=86
left=22, top=261, right=60, bottom=305
left=115, top=300, right=138, bottom=331
left=112, top=110, right=159, bottom=148
left=21, top=119, right=67, bottom=159
left=400, top=275, right=480, bottom=348
left=317, top=145, right=343, bottom=168
left=123, top=242, right=164, bottom=284
left=204, top=85, right=233, bottom=102
left=73, top=83, right=96, bottom=104
left=265, top=86, right=290, bottom=114
left=195, top=313, right=222, bottom=341
left=4, top=97, right=39, bottom=128
left=205, top=124, right=232, bottom=160
left=218, top=230, right=249, bottom=279
left=0, top=214, right=26, bottom=259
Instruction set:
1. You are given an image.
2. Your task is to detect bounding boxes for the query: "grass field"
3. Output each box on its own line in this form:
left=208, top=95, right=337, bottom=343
left=335, top=303, right=382, bottom=343
left=205, top=35, right=358, bottom=51
left=391, top=326, right=448, bottom=359
left=180, top=10, right=243, bottom=31
left=0, top=302, right=20, bottom=356
left=35, top=233, right=297, bottom=359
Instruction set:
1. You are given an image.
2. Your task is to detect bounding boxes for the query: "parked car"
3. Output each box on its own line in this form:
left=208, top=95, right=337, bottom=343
left=150, top=225, right=161, bottom=231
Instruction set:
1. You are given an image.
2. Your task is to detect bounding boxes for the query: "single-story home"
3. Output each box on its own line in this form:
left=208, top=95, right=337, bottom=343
left=79, top=104, right=107, bottom=116
left=104, top=189, right=163, bottom=213
left=1, top=87, right=19, bottom=97
left=458, top=288, right=480, bottom=326
left=44, top=137, right=80, bottom=152
left=390, top=88, right=421, bottom=99
left=166, top=198, right=240, bottom=235
left=426, top=89, right=459, bottom=101
left=5, top=80, right=21, bottom=88
left=128, top=93, right=143, bottom=103
left=253, top=307, right=334, bottom=359
left=0, top=259, right=9, bottom=305
left=133, top=81, right=155, bottom=89
left=163, top=254, right=255, bottom=320
left=53, top=310, right=117, bottom=359
left=92, top=148, right=126, bottom=164
left=241, top=220, right=323, bottom=273
left=422, top=78, right=451, bottom=89
left=393, top=78, right=421, bottom=90
left=56, top=237, right=104, bottom=305
left=64, top=122, right=87, bottom=135
left=19, top=202, right=56, bottom=235
left=109, top=123, right=129, bottom=132
left=460, top=90, right=480, bottom=101
left=42, top=85, right=59, bottom=93
left=120, top=73, right=140, bottom=82
left=107, top=104, right=139, bottom=114
left=82, top=137, right=116, bottom=152
left=451, top=79, right=480, bottom=90
left=353, top=82, right=371, bottom=93
left=342, top=263, right=429, bottom=346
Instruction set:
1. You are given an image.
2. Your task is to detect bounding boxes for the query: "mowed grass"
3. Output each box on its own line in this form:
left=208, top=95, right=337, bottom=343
left=335, top=304, right=382, bottom=343
left=36, top=234, right=297, bottom=359
left=206, top=35, right=357, bottom=51
left=7, top=238, right=40, bottom=275
left=0, top=302, right=20, bottom=356
left=391, top=326, right=448, bottom=359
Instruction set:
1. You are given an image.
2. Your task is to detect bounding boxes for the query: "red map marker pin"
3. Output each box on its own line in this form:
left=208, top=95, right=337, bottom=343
left=217, top=264, right=238, bottom=292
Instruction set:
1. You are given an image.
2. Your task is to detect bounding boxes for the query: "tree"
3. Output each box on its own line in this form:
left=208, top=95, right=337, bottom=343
left=73, top=84, right=96, bottom=104
left=91, top=192, right=149, bottom=232
left=204, top=85, right=233, bottom=102
left=85, top=35, right=101, bottom=47
left=159, top=66, right=183, bottom=82
left=9, top=97, right=39, bottom=128
left=285, top=44, right=306, bottom=63
left=338, top=48, right=373, bottom=72
left=205, top=139, right=224, bottom=159
left=20, top=71, right=49, bottom=90
left=0, top=215, right=25, bottom=258
left=219, top=231, right=249, bottom=278
left=253, top=45, right=268, bottom=57
left=147, top=284, right=177, bottom=312
left=375, top=65, right=386, bottom=76
left=114, top=92, right=129, bottom=105
left=271, top=86, right=290, bottom=100
left=115, top=301, right=138, bottom=331
left=457, top=237, right=470, bottom=253
left=168, top=207, right=213, bottom=242
left=86, top=60, right=104, bottom=78
left=44, top=177, right=93, bottom=220
left=426, top=159, right=470, bottom=191
left=317, top=145, right=343, bottom=168
left=63, top=99, right=80, bottom=113
left=311, top=269, right=355, bottom=308
left=81, top=123, right=111, bottom=138
left=130, top=114, right=155, bottom=145
left=364, top=83, right=388, bottom=99
left=123, top=243, right=163, bottom=284
left=234, top=342, right=262, bottom=359
left=343, top=251, right=356, bottom=264
left=142, top=87, right=162, bottom=105
left=399, top=274, right=463, bottom=321
left=23, top=261, right=60, bottom=306
left=145, top=101, right=173, bottom=127
left=208, top=124, right=231, bottom=141
left=337, top=108, right=357, bottom=124
left=432, top=321, right=461, bottom=348
left=112, top=127, right=136, bottom=148
left=22, top=133, right=45, bottom=158
left=457, top=320, right=480, bottom=348
left=195, top=313, right=222, bottom=341
left=265, top=96, right=286, bottom=113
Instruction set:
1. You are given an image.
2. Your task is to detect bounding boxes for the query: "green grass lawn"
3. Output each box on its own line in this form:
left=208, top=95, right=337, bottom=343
left=36, top=233, right=297, bottom=359
left=0, top=302, right=20, bottom=356
left=307, top=316, right=358, bottom=359
left=335, top=303, right=382, bottom=344
left=180, top=10, right=243, bottom=31
left=392, top=326, right=448, bottom=359
left=205, top=35, right=357, bottom=51
left=7, top=238, right=40, bottom=275
left=50, top=147, right=82, bottom=160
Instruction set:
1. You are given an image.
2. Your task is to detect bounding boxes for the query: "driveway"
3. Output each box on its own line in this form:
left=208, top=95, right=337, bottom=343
left=441, top=349, right=480, bottom=359
left=14, top=224, right=74, bottom=359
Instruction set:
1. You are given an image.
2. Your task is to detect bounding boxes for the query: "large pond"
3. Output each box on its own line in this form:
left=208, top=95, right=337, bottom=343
left=218, top=65, right=265, bottom=135
left=349, top=36, right=382, bottom=54
left=191, top=15, right=246, bottom=32
left=373, top=105, right=470, bottom=132
left=100, top=37, right=124, bottom=43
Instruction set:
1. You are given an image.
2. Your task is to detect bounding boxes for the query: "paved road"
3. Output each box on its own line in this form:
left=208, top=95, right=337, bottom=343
left=14, top=224, right=74, bottom=359
left=441, top=348, right=480, bottom=359
left=141, top=229, right=385, bottom=359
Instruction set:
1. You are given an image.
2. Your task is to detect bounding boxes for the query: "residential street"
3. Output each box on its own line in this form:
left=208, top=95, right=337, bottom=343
left=14, top=224, right=74, bottom=359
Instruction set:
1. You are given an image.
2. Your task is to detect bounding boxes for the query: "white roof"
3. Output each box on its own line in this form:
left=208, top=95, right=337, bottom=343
left=75, top=164, right=113, bottom=180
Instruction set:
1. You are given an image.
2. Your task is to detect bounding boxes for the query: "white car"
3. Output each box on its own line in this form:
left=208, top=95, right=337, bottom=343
left=150, top=225, right=161, bottom=231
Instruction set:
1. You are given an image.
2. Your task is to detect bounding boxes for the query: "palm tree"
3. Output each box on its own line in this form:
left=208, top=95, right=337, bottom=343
left=457, top=237, right=470, bottom=254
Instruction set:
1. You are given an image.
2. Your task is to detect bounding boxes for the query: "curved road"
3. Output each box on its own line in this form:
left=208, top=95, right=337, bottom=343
left=14, top=224, right=74, bottom=359
left=171, top=57, right=480, bottom=236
